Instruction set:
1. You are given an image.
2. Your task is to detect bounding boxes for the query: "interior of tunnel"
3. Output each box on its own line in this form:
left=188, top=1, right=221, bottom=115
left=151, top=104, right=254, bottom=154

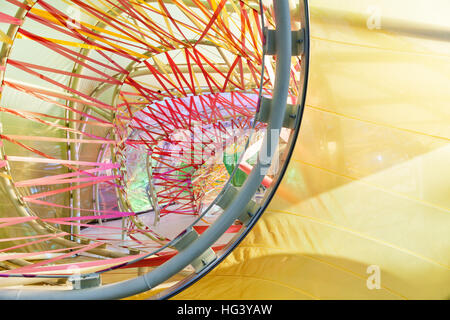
left=0, top=0, right=448, bottom=300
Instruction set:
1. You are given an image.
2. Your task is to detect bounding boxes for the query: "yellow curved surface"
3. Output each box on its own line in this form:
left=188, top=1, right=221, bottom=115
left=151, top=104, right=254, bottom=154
left=170, top=0, right=450, bottom=300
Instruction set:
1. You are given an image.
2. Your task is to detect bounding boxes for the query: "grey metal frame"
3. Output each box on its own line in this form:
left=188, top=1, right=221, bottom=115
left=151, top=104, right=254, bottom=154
left=0, top=0, right=310, bottom=300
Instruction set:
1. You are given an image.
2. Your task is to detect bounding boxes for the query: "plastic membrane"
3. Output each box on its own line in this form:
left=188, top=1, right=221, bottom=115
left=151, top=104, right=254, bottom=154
left=0, top=0, right=449, bottom=300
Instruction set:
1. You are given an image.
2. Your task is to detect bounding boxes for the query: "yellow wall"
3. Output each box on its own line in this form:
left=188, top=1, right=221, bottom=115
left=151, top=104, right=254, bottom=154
left=173, top=0, right=450, bottom=300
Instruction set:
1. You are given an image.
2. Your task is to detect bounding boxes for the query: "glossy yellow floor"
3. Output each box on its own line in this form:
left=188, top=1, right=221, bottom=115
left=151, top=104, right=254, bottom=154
left=128, top=0, right=450, bottom=300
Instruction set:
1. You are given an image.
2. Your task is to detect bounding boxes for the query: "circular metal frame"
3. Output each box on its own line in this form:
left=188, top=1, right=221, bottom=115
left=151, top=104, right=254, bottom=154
left=0, top=0, right=310, bottom=300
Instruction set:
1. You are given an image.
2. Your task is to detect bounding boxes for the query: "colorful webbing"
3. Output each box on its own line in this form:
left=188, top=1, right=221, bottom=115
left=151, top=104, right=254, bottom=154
left=0, top=0, right=290, bottom=277
left=0, top=12, right=23, bottom=26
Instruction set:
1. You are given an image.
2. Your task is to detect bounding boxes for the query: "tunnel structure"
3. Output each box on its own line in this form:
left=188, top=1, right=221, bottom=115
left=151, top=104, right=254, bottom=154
left=0, top=0, right=449, bottom=300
